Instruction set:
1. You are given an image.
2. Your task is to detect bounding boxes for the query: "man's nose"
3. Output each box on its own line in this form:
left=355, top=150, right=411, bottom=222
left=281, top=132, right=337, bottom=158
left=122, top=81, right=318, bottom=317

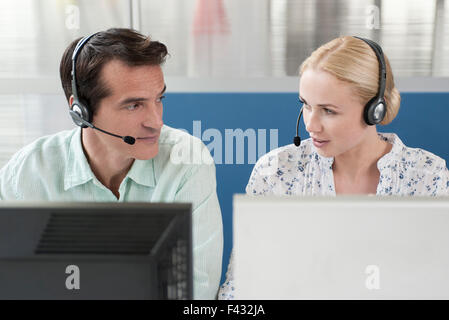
left=142, top=104, right=163, bottom=130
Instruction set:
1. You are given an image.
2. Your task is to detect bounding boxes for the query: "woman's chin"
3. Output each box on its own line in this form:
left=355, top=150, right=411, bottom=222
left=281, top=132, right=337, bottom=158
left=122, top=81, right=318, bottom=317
left=314, top=147, right=334, bottom=159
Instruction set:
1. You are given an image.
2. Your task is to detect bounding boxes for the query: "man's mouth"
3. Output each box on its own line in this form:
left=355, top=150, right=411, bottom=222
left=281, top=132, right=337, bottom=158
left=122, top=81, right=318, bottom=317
left=137, top=135, right=159, bottom=143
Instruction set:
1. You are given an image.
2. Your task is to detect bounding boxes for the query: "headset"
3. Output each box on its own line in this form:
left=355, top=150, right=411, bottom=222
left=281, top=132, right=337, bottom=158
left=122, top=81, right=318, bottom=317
left=69, top=32, right=136, bottom=145
left=293, top=36, right=387, bottom=147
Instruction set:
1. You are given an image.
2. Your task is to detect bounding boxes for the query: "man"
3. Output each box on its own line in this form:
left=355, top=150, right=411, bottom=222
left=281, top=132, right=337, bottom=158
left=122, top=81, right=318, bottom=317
left=0, top=28, right=223, bottom=299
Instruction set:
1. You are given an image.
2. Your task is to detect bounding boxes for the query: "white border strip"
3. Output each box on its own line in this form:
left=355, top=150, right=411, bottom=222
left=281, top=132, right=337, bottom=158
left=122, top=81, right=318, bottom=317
left=0, top=76, right=448, bottom=94
left=0, top=77, right=64, bottom=95
left=165, top=76, right=449, bottom=93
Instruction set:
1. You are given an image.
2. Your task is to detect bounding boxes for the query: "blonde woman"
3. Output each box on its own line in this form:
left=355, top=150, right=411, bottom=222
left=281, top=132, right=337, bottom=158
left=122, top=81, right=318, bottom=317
left=219, top=36, right=449, bottom=299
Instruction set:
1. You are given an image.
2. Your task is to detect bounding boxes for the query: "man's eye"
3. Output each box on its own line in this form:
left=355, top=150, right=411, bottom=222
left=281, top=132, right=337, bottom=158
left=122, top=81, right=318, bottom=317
left=126, top=103, right=140, bottom=111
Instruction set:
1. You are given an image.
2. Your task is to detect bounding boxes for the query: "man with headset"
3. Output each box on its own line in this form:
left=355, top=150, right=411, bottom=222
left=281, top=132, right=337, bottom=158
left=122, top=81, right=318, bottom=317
left=0, top=28, right=223, bottom=300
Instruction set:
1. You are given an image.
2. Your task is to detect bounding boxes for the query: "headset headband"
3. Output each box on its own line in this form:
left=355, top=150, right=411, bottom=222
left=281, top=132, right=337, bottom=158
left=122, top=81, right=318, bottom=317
left=353, top=36, right=387, bottom=102
left=71, top=32, right=99, bottom=101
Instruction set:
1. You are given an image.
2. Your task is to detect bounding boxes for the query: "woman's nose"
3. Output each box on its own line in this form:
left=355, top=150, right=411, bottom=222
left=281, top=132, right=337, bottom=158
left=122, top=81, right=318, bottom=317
left=304, top=109, right=323, bottom=133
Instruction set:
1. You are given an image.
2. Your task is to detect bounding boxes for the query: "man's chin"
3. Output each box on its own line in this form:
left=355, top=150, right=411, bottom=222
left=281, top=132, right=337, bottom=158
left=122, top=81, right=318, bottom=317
left=133, top=145, right=159, bottom=160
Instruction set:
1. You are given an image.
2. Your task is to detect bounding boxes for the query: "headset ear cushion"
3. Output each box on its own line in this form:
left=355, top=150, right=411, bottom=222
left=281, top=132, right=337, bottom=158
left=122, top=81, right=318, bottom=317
left=364, top=97, right=386, bottom=126
left=78, top=100, right=92, bottom=123
left=70, top=101, right=91, bottom=128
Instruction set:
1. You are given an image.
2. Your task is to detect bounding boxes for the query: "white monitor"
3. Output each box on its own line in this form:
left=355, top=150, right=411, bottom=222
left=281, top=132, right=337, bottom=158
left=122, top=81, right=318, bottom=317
left=233, top=195, right=449, bottom=299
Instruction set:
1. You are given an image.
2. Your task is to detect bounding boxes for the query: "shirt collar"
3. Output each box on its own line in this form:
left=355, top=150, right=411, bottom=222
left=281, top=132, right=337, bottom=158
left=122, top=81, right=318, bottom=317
left=64, top=127, right=95, bottom=191
left=376, top=132, right=405, bottom=168
left=126, top=158, right=156, bottom=188
left=64, top=128, right=157, bottom=190
left=312, top=149, right=334, bottom=170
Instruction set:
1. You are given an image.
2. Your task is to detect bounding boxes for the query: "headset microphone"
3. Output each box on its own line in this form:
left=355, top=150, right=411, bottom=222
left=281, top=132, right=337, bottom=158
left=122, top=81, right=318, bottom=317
left=69, top=33, right=136, bottom=146
left=69, top=108, right=136, bottom=145
left=293, top=106, right=304, bottom=147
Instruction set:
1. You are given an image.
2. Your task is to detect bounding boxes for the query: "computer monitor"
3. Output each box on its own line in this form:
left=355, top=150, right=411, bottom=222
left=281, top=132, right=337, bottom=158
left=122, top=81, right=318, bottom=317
left=233, top=195, right=449, bottom=299
left=0, top=202, right=192, bottom=300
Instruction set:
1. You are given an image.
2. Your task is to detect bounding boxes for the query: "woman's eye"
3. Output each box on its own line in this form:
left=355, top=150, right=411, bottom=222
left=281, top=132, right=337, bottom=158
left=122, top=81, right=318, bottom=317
left=324, top=108, right=335, bottom=115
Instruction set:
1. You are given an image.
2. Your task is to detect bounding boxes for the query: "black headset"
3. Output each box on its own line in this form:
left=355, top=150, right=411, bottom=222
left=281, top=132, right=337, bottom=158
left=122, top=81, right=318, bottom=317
left=69, top=32, right=136, bottom=145
left=354, top=36, right=387, bottom=126
left=70, top=33, right=98, bottom=128
left=293, top=36, right=387, bottom=147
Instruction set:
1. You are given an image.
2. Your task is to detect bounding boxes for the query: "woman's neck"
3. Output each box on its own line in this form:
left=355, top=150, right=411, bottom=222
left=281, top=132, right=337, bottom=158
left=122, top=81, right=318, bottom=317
left=332, top=133, right=392, bottom=182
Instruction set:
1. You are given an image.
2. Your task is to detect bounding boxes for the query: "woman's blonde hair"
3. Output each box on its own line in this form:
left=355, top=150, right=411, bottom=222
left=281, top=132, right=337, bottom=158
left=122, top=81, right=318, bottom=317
left=299, top=36, right=401, bottom=125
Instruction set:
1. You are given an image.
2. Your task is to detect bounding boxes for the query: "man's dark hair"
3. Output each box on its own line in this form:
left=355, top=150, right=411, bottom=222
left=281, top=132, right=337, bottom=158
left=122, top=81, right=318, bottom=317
left=60, top=28, right=168, bottom=115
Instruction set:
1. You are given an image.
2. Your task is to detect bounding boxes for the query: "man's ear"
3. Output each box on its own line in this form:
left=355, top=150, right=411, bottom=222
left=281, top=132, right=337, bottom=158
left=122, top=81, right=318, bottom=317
left=69, top=95, right=74, bottom=108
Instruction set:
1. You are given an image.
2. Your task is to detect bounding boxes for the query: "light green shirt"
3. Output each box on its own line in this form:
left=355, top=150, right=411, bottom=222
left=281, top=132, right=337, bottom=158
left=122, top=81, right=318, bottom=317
left=0, top=124, right=223, bottom=299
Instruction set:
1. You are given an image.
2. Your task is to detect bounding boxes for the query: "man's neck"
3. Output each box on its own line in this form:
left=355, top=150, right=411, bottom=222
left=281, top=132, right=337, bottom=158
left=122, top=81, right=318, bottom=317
left=81, top=129, right=134, bottom=197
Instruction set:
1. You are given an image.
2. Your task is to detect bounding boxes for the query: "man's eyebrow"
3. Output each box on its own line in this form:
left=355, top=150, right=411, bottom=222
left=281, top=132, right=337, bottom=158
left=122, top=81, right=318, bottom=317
left=118, top=85, right=167, bottom=105
left=119, top=97, right=149, bottom=105
left=299, top=96, right=339, bottom=109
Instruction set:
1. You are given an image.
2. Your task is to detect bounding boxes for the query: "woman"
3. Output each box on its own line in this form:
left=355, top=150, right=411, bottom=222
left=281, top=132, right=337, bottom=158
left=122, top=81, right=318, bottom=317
left=218, top=36, right=449, bottom=299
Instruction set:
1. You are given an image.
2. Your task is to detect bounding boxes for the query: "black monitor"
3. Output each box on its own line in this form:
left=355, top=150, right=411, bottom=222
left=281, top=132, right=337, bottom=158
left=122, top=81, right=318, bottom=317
left=0, top=202, right=192, bottom=299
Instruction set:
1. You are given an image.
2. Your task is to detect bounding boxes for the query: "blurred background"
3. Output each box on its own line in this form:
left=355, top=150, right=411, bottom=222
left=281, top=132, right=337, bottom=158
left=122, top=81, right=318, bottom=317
left=1, top=0, right=448, bottom=285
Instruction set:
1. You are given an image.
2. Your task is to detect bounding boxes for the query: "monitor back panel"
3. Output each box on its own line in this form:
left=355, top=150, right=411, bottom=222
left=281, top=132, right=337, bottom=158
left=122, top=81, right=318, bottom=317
left=0, top=202, right=192, bottom=300
left=233, top=196, right=449, bottom=299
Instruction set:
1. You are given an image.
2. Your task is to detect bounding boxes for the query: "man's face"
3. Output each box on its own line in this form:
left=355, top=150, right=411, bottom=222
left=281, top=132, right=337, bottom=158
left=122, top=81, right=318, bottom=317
left=299, top=68, right=369, bottom=158
left=92, top=60, right=165, bottom=160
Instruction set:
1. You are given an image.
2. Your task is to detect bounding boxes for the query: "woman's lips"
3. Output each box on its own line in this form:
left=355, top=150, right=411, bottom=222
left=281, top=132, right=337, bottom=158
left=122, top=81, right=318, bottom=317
left=312, top=137, right=329, bottom=148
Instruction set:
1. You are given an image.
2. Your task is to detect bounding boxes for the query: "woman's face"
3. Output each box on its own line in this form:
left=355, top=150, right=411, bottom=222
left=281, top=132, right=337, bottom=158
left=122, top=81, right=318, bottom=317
left=299, top=68, right=370, bottom=158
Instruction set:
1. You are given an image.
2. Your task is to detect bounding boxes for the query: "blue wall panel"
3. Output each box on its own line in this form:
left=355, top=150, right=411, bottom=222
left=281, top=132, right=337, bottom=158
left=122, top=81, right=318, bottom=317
left=163, top=92, right=449, bottom=284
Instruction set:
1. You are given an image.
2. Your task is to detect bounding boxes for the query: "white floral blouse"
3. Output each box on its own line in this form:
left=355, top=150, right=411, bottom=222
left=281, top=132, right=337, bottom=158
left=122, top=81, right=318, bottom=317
left=218, top=133, right=449, bottom=299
